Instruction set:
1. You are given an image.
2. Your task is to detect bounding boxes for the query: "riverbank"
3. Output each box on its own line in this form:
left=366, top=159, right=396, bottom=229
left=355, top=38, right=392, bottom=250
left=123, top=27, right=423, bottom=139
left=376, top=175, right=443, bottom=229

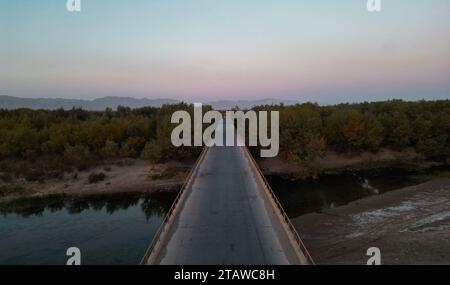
left=291, top=178, right=450, bottom=264
left=0, top=159, right=191, bottom=203
left=258, top=148, right=437, bottom=177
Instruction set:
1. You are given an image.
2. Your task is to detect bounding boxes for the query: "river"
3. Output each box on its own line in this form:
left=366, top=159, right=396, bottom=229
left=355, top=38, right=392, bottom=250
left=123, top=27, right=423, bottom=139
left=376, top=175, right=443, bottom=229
left=0, top=192, right=175, bottom=265
left=270, top=164, right=450, bottom=218
left=0, top=165, right=448, bottom=264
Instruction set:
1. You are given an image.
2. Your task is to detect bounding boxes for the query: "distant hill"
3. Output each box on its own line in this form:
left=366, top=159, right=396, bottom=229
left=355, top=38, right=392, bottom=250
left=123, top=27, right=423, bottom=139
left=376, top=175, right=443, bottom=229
left=0, top=96, right=179, bottom=110
left=206, top=98, right=298, bottom=110
left=0, top=95, right=298, bottom=110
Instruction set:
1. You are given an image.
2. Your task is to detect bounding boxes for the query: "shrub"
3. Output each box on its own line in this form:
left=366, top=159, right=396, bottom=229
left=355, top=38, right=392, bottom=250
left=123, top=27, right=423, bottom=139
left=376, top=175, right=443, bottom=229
left=141, top=141, right=163, bottom=162
left=64, top=145, right=92, bottom=170
left=101, top=140, right=119, bottom=157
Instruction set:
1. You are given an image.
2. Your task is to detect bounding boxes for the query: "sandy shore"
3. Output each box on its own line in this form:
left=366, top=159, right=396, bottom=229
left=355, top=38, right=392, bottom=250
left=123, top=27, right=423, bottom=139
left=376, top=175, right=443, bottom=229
left=0, top=159, right=191, bottom=202
left=292, top=178, right=450, bottom=264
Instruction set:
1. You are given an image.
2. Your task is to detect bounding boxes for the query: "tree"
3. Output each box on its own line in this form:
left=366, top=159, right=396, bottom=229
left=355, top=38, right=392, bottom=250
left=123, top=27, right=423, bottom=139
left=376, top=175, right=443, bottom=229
left=141, top=140, right=163, bottom=162
left=416, top=135, right=448, bottom=159
left=101, top=140, right=119, bottom=157
left=363, top=113, right=383, bottom=150
left=325, top=110, right=346, bottom=150
left=119, top=142, right=135, bottom=158
left=279, top=104, right=326, bottom=178
left=387, top=112, right=412, bottom=147
left=64, top=145, right=91, bottom=170
left=342, top=110, right=366, bottom=149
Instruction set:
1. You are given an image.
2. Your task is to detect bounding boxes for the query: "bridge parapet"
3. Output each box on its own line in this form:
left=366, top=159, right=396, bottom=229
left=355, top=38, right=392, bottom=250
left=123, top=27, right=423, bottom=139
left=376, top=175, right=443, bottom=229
left=140, top=147, right=209, bottom=265
left=242, top=146, right=315, bottom=265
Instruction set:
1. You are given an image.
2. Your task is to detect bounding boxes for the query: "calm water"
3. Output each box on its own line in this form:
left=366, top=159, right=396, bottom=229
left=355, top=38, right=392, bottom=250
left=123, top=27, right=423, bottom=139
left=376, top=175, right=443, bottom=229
left=270, top=165, right=450, bottom=218
left=0, top=192, right=175, bottom=265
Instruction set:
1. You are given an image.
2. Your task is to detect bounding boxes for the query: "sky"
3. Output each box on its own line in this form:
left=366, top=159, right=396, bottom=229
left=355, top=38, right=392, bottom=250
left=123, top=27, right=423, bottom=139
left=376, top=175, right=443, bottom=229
left=1, top=0, right=449, bottom=104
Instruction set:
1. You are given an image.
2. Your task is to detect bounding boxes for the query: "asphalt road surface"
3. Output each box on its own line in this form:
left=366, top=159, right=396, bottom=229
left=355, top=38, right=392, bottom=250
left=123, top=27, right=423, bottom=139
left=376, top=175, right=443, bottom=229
left=150, top=125, right=304, bottom=265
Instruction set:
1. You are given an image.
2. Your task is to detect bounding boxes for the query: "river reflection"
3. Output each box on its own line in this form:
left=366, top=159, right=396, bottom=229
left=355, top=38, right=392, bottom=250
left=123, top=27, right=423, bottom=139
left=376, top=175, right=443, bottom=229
left=0, top=192, right=175, bottom=219
left=0, top=191, right=176, bottom=265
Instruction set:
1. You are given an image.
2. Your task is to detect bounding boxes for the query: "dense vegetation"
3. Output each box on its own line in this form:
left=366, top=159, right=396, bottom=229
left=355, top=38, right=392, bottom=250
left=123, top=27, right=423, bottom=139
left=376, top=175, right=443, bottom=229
left=0, top=104, right=204, bottom=181
left=1, top=100, right=449, bottom=182
left=254, top=100, right=450, bottom=178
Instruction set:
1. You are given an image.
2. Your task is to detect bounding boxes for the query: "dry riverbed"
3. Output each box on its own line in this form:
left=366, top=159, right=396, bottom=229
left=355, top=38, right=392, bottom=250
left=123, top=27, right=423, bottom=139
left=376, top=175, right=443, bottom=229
left=292, top=178, right=450, bottom=264
left=0, top=159, right=191, bottom=203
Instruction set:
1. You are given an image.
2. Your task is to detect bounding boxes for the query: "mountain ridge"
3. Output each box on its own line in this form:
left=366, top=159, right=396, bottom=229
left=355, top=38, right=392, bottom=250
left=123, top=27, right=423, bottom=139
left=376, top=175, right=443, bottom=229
left=0, top=95, right=298, bottom=110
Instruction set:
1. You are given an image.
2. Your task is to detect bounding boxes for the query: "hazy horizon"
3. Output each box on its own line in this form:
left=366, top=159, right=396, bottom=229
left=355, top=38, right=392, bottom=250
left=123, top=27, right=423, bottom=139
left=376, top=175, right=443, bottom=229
left=1, top=93, right=450, bottom=105
left=1, top=0, right=449, bottom=104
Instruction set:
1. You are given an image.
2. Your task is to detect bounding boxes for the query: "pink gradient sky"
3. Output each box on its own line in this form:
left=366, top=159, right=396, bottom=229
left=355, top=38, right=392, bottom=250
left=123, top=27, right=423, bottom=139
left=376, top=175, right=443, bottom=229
left=1, top=0, right=449, bottom=103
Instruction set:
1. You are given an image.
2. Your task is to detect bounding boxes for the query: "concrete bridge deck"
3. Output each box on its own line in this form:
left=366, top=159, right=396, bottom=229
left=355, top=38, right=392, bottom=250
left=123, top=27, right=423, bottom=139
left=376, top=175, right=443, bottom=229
left=141, top=125, right=313, bottom=265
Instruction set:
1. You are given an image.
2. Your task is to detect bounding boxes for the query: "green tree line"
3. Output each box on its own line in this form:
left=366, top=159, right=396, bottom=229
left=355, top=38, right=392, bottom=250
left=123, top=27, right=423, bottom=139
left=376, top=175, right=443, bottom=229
left=254, top=100, right=450, bottom=177
left=1, top=100, right=449, bottom=180
left=0, top=103, right=205, bottom=179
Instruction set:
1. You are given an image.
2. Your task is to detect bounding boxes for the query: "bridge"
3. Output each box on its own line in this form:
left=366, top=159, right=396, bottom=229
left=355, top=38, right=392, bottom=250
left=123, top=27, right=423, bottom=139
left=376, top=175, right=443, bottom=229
left=141, top=123, right=314, bottom=265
